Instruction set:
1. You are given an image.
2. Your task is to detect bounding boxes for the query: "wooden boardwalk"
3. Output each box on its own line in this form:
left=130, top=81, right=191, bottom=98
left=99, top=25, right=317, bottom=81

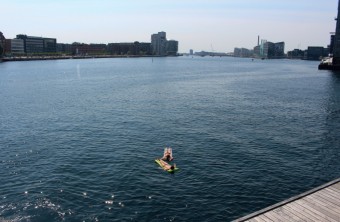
left=233, top=178, right=340, bottom=222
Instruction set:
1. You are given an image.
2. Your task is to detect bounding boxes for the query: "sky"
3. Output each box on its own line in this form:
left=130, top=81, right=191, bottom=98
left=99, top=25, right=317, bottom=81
left=1, top=0, right=338, bottom=53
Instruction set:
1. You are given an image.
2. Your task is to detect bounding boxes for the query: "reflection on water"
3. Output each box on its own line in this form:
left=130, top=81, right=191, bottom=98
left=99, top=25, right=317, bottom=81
left=0, top=57, right=339, bottom=221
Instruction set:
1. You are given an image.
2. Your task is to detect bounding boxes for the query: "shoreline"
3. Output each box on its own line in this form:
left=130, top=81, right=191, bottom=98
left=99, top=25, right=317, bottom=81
left=1, top=54, right=178, bottom=62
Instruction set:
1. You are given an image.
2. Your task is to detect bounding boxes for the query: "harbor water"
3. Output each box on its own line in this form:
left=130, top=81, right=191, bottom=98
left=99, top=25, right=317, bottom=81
left=0, top=57, right=339, bottom=221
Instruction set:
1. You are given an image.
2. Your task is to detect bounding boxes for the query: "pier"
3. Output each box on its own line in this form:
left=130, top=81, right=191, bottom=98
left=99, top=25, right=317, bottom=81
left=233, top=178, right=340, bottom=222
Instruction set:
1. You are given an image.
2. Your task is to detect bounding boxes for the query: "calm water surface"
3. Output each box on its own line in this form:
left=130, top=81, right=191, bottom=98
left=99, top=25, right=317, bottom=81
left=0, top=57, right=339, bottom=221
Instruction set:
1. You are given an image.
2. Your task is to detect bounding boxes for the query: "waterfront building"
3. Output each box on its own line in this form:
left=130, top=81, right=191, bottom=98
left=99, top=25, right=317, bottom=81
left=57, top=43, right=72, bottom=54
left=189, top=49, right=193, bottom=55
left=4, top=39, right=25, bottom=55
left=166, top=40, right=178, bottom=56
left=259, top=39, right=268, bottom=58
left=151, top=31, right=167, bottom=56
left=71, top=43, right=107, bottom=55
left=0, top=32, right=5, bottom=56
left=274, top=42, right=285, bottom=58
left=254, top=39, right=285, bottom=59
left=0, top=32, right=5, bottom=42
left=151, top=32, right=178, bottom=56
left=305, top=46, right=328, bottom=60
left=333, top=0, right=340, bottom=64
left=318, top=0, right=340, bottom=69
left=44, top=38, right=57, bottom=53
left=107, top=42, right=151, bottom=55
left=287, top=49, right=304, bottom=59
left=234, top=47, right=252, bottom=57
left=253, top=45, right=260, bottom=57
left=108, top=43, right=133, bottom=55
left=137, top=42, right=152, bottom=55
left=11, top=39, right=25, bottom=54
left=329, top=35, right=335, bottom=55
left=16, top=34, right=57, bottom=54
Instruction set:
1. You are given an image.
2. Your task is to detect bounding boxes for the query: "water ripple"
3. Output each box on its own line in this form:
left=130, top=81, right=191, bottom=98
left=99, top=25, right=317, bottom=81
left=0, top=57, right=339, bottom=221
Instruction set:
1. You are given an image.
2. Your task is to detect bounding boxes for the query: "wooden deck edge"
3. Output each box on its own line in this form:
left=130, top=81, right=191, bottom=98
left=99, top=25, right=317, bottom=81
left=232, top=177, right=340, bottom=222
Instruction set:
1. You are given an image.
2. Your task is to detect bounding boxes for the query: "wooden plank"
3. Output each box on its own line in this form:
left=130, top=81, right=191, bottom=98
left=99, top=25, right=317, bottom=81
left=281, top=205, right=310, bottom=222
left=299, top=198, right=339, bottom=222
left=272, top=207, right=304, bottom=222
left=284, top=203, right=317, bottom=222
left=306, top=194, right=340, bottom=214
left=261, top=212, right=278, bottom=222
left=232, top=178, right=340, bottom=222
left=263, top=210, right=287, bottom=222
left=246, top=218, right=259, bottom=222
left=277, top=206, right=307, bottom=221
left=328, top=184, right=340, bottom=192
left=325, top=188, right=340, bottom=199
left=286, top=201, right=320, bottom=221
left=331, top=182, right=340, bottom=190
left=291, top=200, right=331, bottom=222
left=295, top=198, right=337, bottom=222
left=247, top=217, right=265, bottom=222
left=311, top=191, right=340, bottom=209
left=315, top=189, right=340, bottom=207
left=256, top=214, right=274, bottom=222
left=304, top=195, right=340, bottom=221
left=297, top=198, right=337, bottom=221
left=325, top=186, right=340, bottom=196
left=324, top=187, right=340, bottom=199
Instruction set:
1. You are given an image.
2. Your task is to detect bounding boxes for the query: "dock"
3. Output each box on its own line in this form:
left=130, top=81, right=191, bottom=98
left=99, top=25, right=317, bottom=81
left=233, top=178, right=340, bottom=222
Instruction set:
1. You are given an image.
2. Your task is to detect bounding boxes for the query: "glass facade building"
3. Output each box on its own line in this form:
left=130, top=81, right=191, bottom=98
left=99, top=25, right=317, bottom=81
left=16, top=34, right=56, bottom=54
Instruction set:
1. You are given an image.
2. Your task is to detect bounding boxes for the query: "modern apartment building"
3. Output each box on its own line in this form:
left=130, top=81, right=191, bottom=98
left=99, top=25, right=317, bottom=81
left=151, top=32, right=178, bottom=56
left=151, top=31, right=167, bottom=55
left=166, top=40, right=178, bottom=56
left=274, top=42, right=285, bottom=58
left=254, top=39, right=285, bottom=59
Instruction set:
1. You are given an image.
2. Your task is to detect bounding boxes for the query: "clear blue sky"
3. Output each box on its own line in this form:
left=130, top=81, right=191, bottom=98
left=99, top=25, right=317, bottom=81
left=2, top=0, right=338, bottom=53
